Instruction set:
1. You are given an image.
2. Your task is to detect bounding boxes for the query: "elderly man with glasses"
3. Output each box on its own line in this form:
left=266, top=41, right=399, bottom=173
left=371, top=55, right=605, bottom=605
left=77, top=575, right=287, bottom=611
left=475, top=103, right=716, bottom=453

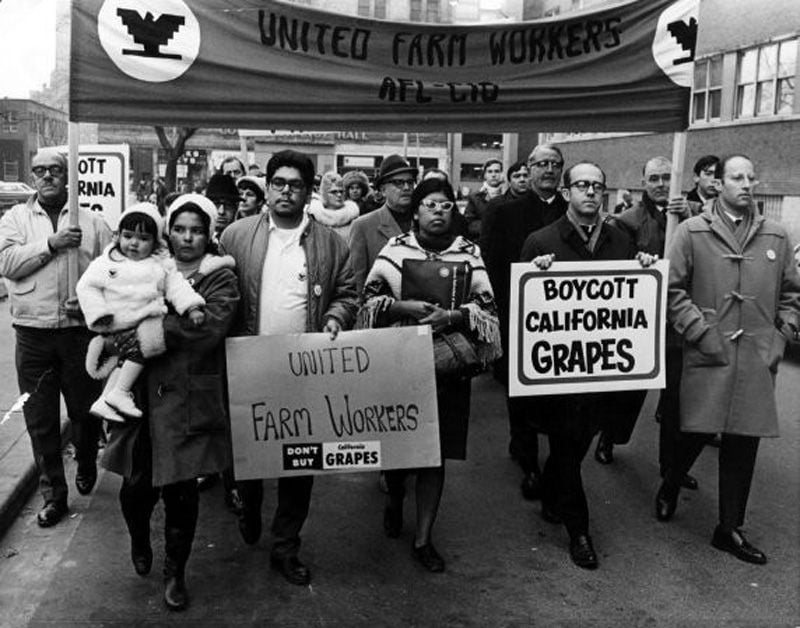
left=219, top=149, right=357, bottom=586
left=0, top=148, right=112, bottom=527
left=483, top=144, right=568, bottom=504
left=348, top=154, right=419, bottom=295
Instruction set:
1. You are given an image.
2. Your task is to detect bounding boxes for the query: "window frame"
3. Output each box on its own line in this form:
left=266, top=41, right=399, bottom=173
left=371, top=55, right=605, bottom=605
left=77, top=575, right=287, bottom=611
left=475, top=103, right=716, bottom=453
left=735, top=37, right=797, bottom=119
left=691, top=55, right=723, bottom=124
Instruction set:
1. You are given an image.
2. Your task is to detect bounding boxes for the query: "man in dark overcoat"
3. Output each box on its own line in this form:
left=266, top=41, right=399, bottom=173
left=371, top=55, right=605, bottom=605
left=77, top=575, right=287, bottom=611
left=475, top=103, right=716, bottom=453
left=483, top=144, right=567, bottom=501
left=520, top=161, right=655, bottom=569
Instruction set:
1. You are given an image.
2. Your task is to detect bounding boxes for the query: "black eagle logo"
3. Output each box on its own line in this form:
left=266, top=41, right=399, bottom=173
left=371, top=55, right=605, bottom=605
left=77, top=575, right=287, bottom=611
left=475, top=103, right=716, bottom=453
left=666, top=17, right=697, bottom=66
left=117, top=9, right=185, bottom=59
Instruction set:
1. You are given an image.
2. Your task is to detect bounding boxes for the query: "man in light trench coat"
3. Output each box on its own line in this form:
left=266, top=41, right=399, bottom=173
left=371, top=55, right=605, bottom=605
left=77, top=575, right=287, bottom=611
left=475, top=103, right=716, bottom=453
left=655, top=154, right=800, bottom=565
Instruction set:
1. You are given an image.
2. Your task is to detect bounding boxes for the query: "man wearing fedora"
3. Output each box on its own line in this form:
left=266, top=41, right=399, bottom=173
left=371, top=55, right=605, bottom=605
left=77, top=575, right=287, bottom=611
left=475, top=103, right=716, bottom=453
left=348, top=154, right=418, bottom=295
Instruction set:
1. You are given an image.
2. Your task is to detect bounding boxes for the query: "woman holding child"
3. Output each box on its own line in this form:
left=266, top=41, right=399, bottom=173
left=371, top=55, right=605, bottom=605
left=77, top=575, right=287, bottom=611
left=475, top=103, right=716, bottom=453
left=100, top=194, right=239, bottom=611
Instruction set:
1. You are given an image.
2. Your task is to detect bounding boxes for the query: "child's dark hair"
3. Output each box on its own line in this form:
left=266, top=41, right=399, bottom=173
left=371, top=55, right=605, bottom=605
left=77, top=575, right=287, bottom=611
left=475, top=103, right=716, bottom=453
left=116, top=211, right=161, bottom=253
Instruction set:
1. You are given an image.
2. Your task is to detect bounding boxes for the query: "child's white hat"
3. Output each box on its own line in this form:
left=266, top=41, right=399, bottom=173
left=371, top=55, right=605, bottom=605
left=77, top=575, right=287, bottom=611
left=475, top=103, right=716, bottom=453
left=121, top=202, right=165, bottom=240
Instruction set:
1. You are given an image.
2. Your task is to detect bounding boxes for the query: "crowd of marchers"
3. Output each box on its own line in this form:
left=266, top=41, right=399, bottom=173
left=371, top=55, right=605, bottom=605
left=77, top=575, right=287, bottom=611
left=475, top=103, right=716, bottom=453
left=0, top=141, right=797, bottom=612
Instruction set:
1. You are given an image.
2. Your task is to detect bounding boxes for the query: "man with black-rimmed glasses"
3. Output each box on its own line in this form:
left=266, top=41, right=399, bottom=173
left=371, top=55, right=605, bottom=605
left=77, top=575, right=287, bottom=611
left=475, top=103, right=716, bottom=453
left=219, top=149, right=358, bottom=586
left=0, top=148, right=111, bottom=528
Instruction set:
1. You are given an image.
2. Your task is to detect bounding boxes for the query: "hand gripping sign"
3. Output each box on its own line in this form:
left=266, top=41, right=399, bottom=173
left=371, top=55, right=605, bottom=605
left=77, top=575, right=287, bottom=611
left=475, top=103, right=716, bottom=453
left=227, top=327, right=441, bottom=479
left=509, top=260, right=668, bottom=397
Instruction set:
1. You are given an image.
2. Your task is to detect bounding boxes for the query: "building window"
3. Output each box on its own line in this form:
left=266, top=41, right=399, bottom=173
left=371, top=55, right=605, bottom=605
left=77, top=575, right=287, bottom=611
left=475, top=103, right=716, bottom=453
left=410, top=0, right=422, bottom=21
left=357, top=0, right=371, bottom=16
left=692, top=55, right=722, bottom=123
left=426, top=0, right=440, bottom=23
left=736, top=38, right=797, bottom=119
left=460, top=162, right=485, bottom=181
left=461, top=134, right=502, bottom=149
left=375, top=0, right=386, bottom=19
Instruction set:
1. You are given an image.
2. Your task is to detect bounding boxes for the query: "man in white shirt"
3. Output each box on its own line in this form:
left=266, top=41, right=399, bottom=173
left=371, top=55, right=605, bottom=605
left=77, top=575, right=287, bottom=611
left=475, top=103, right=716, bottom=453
left=219, top=150, right=358, bottom=586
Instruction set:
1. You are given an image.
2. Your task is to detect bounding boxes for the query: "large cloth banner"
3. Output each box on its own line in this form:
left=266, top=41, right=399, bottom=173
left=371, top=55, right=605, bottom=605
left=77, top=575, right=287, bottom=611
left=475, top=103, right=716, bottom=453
left=70, top=0, right=698, bottom=131
left=508, top=260, right=668, bottom=397
left=226, top=327, right=441, bottom=479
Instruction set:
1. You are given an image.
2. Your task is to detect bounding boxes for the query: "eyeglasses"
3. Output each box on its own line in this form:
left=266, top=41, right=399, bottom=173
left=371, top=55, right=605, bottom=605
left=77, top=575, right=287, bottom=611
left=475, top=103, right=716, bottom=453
left=647, top=174, right=671, bottom=184
left=570, top=180, right=606, bottom=193
left=387, top=178, right=416, bottom=189
left=269, top=177, right=306, bottom=193
left=529, top=160, right=563, bottom=170
left=420, top=199, right=455, bottom=212
left=32, top=165, right=65, bottom=178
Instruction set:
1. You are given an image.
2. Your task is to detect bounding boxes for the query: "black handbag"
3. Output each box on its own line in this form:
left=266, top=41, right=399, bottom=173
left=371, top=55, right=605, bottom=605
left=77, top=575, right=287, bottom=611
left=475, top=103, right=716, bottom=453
left=433, top=330, right=482, bottom=379
left=400, top=258, right=481, bottom=379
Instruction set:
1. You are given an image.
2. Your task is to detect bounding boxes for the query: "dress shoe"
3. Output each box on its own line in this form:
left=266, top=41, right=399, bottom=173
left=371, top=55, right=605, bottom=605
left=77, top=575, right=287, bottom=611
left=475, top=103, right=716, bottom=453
left=680, top=474, right=699, bottom=491
left=569, top=534, right=598, bottom=570
left=75, top=464, right=97, bottom=496
left=520, top=472, right=542, bottom=501
left=224, top=488, right=243, bottom=516
left=237, top=509, right=262, bottom=545
left=383, top=502, right=403, bottom=538
left=270, top=554, right=311, bottom=585
left=131, top=538, right=153, bottom=576
left=541, top=503, right=562, bottom=524
left=37, top=501, right=68, bottom=528
left=655, top=483, right=679, bottom=522
left=711, top=527, right=767, bottom=565
left=594, top=438, right=614, bottom=465
left=163, top=574, right=188, bottom=611
left=412, top=541, right=445, bottom=573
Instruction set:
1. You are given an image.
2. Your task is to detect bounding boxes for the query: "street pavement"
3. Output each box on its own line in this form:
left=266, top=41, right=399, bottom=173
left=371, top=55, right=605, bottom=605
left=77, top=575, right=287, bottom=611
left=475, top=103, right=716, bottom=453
left=0, top=296, right=798, bottom=627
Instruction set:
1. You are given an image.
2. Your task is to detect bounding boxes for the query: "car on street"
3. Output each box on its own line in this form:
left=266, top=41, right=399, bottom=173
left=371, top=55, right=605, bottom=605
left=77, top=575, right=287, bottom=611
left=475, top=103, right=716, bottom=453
left=0, top=181, right=34, bottom=217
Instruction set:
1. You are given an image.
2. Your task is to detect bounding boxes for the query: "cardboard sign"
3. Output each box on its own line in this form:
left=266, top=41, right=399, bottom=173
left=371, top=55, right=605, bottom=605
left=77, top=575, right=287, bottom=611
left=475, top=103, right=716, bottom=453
left=227, top=327, right=441, bottom=479
left=77, top=144, right=129, bottom=230
left=509, top=260, right=668, bottom=396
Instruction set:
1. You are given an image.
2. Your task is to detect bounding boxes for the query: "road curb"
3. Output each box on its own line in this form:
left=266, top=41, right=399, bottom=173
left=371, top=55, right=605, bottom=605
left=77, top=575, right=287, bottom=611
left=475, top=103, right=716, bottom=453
left=0, top=416, right=69, bottom=540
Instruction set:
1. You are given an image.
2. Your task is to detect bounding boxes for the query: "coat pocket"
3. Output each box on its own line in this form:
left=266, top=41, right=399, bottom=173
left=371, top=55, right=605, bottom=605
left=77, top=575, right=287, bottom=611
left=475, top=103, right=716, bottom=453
left=685, top=309, right=728, bottom=367
left=11, top=279, right=36, bottom=295
left=186, top=374, right=228, bottom=434
left=764, top=328, right=788, bottom=373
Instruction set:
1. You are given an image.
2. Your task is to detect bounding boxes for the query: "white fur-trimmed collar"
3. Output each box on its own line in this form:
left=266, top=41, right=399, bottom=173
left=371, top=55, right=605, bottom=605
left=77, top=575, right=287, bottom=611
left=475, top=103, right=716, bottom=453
left=198, top=253, right=235, bottom=275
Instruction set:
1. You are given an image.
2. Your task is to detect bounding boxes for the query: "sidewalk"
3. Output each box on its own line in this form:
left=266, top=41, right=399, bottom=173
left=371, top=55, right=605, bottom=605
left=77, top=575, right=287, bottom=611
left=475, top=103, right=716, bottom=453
left=0, top=298, right=69, bottom=539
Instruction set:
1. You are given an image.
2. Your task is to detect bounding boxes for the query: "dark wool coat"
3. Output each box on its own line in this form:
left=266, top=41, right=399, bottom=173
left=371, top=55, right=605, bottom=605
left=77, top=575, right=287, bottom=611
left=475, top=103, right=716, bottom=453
left=519, top=215, right=645, bottom=438
left=668, top=205, right=800, bottom=437
left=102, top=254, right=240, bottom=486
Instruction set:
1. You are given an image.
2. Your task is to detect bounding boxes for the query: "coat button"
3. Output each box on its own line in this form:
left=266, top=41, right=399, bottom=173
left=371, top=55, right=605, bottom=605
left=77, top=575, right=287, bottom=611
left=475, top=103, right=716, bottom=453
left=766, top=249, right=776, bottom=261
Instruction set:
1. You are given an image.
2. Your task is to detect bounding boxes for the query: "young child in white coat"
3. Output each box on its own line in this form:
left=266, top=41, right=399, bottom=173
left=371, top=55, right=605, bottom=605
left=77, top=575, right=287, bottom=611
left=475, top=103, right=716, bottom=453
left=77, top=202, right=205, bottom=420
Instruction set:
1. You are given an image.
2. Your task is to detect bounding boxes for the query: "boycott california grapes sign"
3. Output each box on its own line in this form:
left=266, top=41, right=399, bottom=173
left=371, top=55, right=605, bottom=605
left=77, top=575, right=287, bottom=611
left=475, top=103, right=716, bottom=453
left=226, top=327, right=440, bottom=479
left=508, top=260, right=668, bottom=396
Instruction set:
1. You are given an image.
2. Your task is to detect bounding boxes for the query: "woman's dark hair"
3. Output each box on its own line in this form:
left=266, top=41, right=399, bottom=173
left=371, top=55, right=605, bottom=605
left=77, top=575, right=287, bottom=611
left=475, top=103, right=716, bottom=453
left=410, top=177, right=456, bottom=211
left=116, top=212, right=161, bottom=253
left=167, top=202, right=218, bottom=255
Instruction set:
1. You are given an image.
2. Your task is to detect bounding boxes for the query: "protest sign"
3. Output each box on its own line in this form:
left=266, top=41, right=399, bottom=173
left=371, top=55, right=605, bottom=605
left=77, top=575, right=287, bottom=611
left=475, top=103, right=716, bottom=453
left=56, top=143, right=129, bottom=229
left=509, top=260, right=668, bottom=396
left=226, top=327, right=441, bottom=479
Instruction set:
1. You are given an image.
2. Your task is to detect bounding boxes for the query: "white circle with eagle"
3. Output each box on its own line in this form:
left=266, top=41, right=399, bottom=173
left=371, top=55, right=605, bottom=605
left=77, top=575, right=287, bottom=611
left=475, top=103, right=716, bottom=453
left=98, top=0, right=200, bottom=82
